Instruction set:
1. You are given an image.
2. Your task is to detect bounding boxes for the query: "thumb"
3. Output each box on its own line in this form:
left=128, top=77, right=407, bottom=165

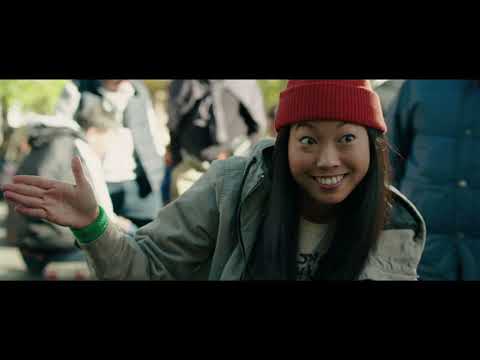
left=71, top=156, right=88, bottom=188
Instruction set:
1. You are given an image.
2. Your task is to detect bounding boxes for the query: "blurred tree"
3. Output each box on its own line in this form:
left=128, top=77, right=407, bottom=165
left=0, top=80, right=67, bottom=115
left=0, top=80, right=67, bottom=161
left=257, top=80, right=287, bottom=112
left=143, top=80, right=171, bottom=96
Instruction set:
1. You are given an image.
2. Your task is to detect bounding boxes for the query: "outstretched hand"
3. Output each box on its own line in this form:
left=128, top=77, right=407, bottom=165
left=2, top=157, right=99, bottom=229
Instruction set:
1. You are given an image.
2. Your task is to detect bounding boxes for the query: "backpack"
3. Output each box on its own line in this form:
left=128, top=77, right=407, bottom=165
left=7, top=126, right=83, bottom=252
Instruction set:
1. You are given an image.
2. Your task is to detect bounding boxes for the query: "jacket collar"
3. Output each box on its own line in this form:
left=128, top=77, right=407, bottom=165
left=239, top=139, right=275, bottom=202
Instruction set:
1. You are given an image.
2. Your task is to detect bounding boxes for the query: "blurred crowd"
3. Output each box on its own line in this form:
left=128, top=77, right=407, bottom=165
left=0, top=80, right=271, bottom=278
left=1, top=79, right=478, bottom=281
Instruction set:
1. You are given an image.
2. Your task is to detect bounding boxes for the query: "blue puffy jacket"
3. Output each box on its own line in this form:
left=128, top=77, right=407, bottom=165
left=387, top=80, right=480, bottom=280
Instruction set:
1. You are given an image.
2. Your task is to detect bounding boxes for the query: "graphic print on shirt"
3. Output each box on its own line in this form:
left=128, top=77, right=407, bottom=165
left=296, top=219, right=331, bottom=281
left=297, top=251, right=322, bottom=280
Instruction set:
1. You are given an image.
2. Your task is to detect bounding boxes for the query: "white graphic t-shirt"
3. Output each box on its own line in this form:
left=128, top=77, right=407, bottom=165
left=296, top=218, right=332, bottom=281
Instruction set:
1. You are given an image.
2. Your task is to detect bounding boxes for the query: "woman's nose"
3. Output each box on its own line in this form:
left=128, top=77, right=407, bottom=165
left=316, top=146, right=341, bottom=168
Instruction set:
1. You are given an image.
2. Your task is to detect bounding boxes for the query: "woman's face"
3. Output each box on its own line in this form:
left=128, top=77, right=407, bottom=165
left=288, top=120, right=370, bottom=219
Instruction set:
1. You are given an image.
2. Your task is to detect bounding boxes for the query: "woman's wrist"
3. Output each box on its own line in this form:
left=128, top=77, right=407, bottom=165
left=70, top=206, right=100, bottom=230
left=71, top=206, right=109, bottom=244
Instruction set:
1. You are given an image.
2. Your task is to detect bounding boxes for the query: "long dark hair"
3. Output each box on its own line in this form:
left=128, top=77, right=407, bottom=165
left=248, top=125, right=391, bottom=280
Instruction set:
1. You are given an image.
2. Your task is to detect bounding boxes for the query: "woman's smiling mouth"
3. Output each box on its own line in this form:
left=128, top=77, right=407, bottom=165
left=311, top=174, right=348, bottom=189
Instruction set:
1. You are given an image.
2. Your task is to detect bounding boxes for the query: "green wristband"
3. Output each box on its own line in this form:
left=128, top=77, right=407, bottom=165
left=71, top=206, right=109, bottom=245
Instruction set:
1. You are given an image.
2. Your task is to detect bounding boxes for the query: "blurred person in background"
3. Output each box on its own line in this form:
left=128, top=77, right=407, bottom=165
left=167, top=80, right=267, bottom=199
left=387, top=80, right=480, bottom=280
left=266, top=105, right=278, bottom=138
left=6, top=83, right=135, bottom=277
left=371, top=80, right=405, bottom=115
left=72, top=80, right=167, bottom=227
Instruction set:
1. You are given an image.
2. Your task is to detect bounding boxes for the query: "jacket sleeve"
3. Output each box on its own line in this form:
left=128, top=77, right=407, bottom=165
left=79, top=160, right=224, bottom=280
left=386, top=81, right=414, bottom=187
left=358, top=228, right=426, bottom=281
left=358, top=187, right=427, bottom=281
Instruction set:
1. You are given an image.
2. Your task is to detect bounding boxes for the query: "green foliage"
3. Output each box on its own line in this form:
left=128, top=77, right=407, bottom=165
left=257, top=80, right=287, bottom=113
left=143, top=80, right=171, bottom=95
left=0, top=80, right=288, bottom=116
left=0, top=80, right=67, bottom=114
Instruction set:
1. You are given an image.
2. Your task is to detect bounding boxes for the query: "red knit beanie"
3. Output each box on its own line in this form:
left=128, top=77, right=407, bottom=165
left=275, top=80, right=386, bottom=133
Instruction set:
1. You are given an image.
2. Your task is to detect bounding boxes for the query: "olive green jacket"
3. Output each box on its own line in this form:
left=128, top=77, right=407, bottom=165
left=80, top=140, right=426, bottom=280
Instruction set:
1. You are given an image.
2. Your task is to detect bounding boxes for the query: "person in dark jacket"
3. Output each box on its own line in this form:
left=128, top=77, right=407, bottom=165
left=387, top=80, right=480, bottom=280
left=5, top=117, right=127, bottom=276
left=167, top=80, right=267, bottom=199
left=6, top=125, right=85, bottom=275
left=6, top=86, right=135, bottom=276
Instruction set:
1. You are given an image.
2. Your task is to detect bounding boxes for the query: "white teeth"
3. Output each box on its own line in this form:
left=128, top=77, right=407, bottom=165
left=317, top=175, right=344, bottom=185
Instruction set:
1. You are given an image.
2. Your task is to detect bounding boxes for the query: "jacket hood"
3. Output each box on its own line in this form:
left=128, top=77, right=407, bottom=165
left=28, top=125, right=82, bottom=148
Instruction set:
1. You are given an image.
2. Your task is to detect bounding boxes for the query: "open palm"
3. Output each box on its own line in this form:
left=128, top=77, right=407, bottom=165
left=2, top=157, right=99, bottom=229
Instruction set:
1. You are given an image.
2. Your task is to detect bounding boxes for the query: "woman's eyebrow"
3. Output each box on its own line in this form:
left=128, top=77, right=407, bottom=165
left=336, top=122, right=348, bottom=128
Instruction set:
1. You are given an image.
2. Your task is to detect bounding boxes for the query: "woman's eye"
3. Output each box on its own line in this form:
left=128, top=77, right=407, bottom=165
left=339, top=134, right=356, bottom=144
left=299, top=136, right=316, bottom=145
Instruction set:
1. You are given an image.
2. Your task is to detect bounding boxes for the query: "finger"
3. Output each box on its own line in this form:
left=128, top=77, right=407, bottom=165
left=4, top=198, right=22, bottom=209
left=4, top=191, right=45, bottom=209
left=2, top=183, right=45, bottom=198
left=71, top=156, right=88, bottom=188
left=15, top=205, right=48, bottom=219
left=13, top=175, right=55, bottom=189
